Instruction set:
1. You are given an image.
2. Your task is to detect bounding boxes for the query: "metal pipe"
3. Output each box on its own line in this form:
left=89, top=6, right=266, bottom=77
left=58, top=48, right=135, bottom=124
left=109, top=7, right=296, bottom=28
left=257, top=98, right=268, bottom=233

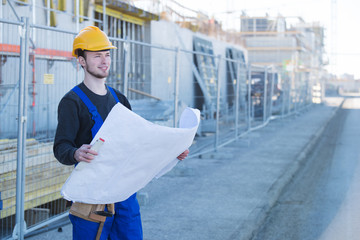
left=14, top=17, right=29, bottom=240
left=31, top=54, right=36, bottom=136
left=102, top=0, right=106, bottom=33
left=123, top=37, right=129, bottom=97
left=30, top=23, right=76, bottom=35
left=0, top=18, right=23, bottom=26
left=247, top=65, right=252, bottom=130
left=281, top=71, right=286, bottom=118
left=24, top=212, right=69, bottom=235
left=141, top=24, right=145, bottom=92
left=235, top=59, right=240, bottom=138
left=7, top=0, right=21, bottom=22
left=215, top=55, right=221, bottom=150
left=108, top=35, right=178, bottom=52
left=128, top=88, right=160, bottom=101
left=20, top=16, right=30, bottom=240
left=0, top=0, right=2, bottom=43
left=269, top=66, right=275, bottom=118
left=263, top=66, right=268, bottom=124
left=131, top=23, right=135, bottom=98
left=31, top=0, right=36, bottom=43
left=288, top=76, right=292, bottom=114
left=174, top=48, right=180, bottom=128
left=76, top=0, right=79, bottom=32
left=46, top=0, right=50, bottom=27
left=289, top=54, right=295, bottom=114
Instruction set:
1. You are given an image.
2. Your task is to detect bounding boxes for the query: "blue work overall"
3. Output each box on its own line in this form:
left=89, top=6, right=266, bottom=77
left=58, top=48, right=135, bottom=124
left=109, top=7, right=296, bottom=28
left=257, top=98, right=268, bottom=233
left=70, top=86, right=143, bottom=240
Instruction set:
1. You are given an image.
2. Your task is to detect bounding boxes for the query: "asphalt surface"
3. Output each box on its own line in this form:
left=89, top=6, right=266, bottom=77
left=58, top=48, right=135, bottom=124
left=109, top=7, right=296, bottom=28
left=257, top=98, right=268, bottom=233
left=26, top=97, right=343, bottom=240
left=252, top=97, right=360, bottom=240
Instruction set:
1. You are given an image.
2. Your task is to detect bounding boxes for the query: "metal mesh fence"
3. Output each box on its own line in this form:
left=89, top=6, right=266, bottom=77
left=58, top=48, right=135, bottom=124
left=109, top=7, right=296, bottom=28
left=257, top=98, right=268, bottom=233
left=0, top=22, right=21, bottom=139
left=19, top=24, right=76, bottom=233
left=2, top=0, right=101, bottom=31
left=109, top=38, right=179, bottom=128
left=1, top=20, right=24, bottom=238
left=0, top=17, right=316, bottom=239
left=216, top=56, right=248, bottom=147
left=0, top=21, right=76, bottom=239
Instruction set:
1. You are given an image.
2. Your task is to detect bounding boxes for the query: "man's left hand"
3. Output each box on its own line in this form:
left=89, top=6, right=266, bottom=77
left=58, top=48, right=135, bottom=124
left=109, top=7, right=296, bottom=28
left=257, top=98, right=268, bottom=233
left=177, top=149, right=189, bottom=161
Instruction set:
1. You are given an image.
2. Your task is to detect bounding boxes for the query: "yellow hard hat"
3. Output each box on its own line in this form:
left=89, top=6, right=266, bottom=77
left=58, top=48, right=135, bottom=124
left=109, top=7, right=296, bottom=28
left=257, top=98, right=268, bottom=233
left=72, top=26, right=117, bottom=57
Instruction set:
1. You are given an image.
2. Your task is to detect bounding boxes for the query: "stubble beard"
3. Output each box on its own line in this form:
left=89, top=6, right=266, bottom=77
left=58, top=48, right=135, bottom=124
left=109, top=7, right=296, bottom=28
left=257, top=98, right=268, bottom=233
left=86, top=65, right=109, bottom=79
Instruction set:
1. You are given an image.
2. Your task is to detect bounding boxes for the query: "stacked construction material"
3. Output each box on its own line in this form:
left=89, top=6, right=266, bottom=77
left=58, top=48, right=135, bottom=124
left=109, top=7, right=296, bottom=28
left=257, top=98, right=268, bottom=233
left=0, top=139, right=72, bottom=219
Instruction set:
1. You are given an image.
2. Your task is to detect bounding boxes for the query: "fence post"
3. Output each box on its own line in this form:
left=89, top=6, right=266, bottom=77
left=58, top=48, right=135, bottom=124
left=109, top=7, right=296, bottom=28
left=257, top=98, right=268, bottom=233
left=263, top=66, right=268, bottom=123
left=289, top=60, right=295, bottom=114
left=235, top=60, right=240, bottom=138
left=294, top=74, right=298, bottom=113
left=46, top=0, right=50, bottom=27
left=215, top=55, right=221, bottom=150
left=247, top=65, right=252, bottom=130
left=0, top=2, right=2, bottom=43
left=102, top=0, right=107, bottom=33
left=13, top=17, right=30, bottom=240
left=269, top=65, right=275, bottom=118
left=280, top=70, right=285, bottom=118
left=287, top=77, right=291, bottom=115
left=123, top=38, right=129, bottom=97
left=75, top=0, right=79, bottom=32
left=173, top=48, right=180, bottom=128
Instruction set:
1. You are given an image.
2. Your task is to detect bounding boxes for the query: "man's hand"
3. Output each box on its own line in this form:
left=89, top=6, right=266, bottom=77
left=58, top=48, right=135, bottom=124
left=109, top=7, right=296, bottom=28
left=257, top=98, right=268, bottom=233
left=74, top=144, right=98, bottom=163
left=177, top=149, right=189, bottom=161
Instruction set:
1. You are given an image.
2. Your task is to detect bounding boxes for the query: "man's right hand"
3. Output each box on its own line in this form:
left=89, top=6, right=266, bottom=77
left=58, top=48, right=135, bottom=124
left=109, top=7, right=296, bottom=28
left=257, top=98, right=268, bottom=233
left=74, top=144, right=98, bottom=163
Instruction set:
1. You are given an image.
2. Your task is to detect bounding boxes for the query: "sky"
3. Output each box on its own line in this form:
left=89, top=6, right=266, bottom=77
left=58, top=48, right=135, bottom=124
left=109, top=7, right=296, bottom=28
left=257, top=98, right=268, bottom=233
left=138, top=0, right=360, bottom=79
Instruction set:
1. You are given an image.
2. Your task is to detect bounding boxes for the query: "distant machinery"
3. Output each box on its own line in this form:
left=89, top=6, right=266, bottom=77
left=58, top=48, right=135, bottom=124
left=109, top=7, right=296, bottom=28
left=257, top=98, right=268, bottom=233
left=192, top=36, right=218, bottom=117
left=225, top=47, right=246, bottom=109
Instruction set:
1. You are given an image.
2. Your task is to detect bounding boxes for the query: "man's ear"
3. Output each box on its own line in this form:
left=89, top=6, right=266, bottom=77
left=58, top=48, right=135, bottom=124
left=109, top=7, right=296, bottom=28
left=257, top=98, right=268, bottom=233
left=78, top=56, right=86, bottom=67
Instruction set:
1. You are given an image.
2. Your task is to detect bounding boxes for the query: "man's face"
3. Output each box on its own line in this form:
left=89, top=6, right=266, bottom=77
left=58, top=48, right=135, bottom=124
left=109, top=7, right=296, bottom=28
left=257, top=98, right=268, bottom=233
left=80, top=50, right=111, bottom=79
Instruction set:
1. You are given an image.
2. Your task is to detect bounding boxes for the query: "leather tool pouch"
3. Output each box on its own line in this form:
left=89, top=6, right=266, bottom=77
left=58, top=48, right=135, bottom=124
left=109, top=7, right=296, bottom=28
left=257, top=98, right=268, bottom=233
left=69, top=202, right=115, bottom=223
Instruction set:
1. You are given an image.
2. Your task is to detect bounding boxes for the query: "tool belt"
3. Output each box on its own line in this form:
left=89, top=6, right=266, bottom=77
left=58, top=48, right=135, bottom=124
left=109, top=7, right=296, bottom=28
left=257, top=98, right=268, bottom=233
left=69, top=202, right=115, bottom=223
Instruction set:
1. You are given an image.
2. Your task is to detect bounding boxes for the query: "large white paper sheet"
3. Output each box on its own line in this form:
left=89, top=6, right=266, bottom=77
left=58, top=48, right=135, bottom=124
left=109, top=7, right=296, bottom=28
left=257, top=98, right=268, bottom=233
left=61, top=103, right=200, bottom=204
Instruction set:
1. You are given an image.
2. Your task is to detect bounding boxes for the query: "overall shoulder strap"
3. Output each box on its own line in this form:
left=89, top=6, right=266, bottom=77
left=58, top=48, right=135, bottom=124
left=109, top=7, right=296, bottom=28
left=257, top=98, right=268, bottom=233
left=107, top=86, right=120, bottom=103
left=72, top=86, right=103, bottom=138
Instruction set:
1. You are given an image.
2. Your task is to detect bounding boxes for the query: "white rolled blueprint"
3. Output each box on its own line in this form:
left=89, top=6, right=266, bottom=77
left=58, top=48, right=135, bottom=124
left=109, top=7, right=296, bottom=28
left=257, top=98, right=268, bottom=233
left=61, top=103, right=200, bottom=204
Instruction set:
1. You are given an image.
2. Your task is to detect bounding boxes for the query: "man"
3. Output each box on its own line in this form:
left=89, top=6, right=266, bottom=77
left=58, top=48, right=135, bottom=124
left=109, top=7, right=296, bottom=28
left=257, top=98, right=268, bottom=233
left=53, top=26, right=189, bottom=240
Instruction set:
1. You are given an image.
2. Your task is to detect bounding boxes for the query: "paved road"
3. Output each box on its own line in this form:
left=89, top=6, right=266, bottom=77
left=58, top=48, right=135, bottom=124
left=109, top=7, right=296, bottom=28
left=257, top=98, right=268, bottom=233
left=252, top=97, right=360, bottom=240
left=138, top=98, right=343, bottom=240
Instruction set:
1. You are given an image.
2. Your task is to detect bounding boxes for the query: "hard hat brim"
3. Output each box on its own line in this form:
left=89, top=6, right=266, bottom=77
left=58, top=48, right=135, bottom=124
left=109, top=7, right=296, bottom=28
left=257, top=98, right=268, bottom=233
left=72, top=45, right=117, bottom=58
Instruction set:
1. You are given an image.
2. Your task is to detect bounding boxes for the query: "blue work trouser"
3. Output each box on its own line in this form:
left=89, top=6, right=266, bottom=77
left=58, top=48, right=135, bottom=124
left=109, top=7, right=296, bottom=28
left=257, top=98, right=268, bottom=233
left=69, top=193, right=143, bottom=240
